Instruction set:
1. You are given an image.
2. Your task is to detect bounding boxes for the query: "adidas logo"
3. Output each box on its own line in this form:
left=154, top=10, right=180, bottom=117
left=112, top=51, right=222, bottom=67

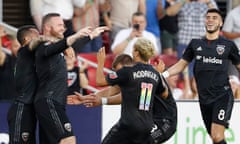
left=196, top=46, right=202, bottom=51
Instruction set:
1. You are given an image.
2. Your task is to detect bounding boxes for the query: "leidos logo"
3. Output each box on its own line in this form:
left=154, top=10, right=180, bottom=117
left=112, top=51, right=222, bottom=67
left=202, top=56, right=222, bottom=64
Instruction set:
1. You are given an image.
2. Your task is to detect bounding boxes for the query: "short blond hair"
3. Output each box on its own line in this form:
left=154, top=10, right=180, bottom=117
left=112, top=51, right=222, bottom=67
left=133, top=38, right=155, bottom=62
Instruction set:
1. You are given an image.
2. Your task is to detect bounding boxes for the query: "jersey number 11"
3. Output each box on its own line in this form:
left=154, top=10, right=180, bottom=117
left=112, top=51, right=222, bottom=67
left=139, top=82, right=153, bottom=111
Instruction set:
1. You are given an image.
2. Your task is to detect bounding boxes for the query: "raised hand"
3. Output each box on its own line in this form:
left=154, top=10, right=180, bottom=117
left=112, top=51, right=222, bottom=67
left=154, top=58, right=165, bottom=73
left=76, top=26, right=93, bottom=38
left=97, top=47, right=106, bottom=67
left=89, top=26, right=109, bottom=39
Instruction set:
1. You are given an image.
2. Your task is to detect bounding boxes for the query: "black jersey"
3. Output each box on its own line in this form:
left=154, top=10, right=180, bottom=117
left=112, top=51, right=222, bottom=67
left=34, top=37, right=90, bottom=105
left=182, top=36, right=240, bottom=104
left=67, top=67, right=80, bottom=95
left=153, top=77, right=177, bottom=121
left=0, top=54, right=17, bottom=101
left=106, top=63, right=166, bottom=133
left=14, top=46, right=38, bottom=104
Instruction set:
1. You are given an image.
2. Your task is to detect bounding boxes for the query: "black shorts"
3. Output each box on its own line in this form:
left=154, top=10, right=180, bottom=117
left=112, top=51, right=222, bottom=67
left=200, top=92, right=234, bottom=134
left=34, top=98, right=74, bottom=144
left=7, top=102, right=37, bottom=144
left=102, top=122, right=151, bottom=144
left=150, top=118, right=177, bottom=144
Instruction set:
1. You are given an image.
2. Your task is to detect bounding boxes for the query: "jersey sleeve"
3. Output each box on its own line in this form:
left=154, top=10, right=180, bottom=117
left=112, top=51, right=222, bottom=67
left=106, top=67, right=130, bottom=86
left=229, top=41, right=240, bottom=65
left=156, top=75, right=167, bottom=96
left=182, top=39, right=195, bottom=63
left=39, top=38, right=68, bottom=56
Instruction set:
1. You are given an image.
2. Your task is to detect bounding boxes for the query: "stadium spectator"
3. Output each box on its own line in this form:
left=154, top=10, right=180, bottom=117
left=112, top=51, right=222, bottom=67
left=145, top=0, right=165, bottom=53
left=111, top=11, right=159, bottom=57
left=72, top=0, right=104, bottom=53
left=66, top=49, right=89, bottom=95
left=159, top=0, right=185, bottom=56
left=101, top=0, right=146, bottom=43
left=222, top=4, right=240, bottom=77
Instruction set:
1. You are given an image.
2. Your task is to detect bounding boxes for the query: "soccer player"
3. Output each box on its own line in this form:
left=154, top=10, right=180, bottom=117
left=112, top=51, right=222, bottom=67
left=68, top=53, right=177, bottom=144
left=33, top=13, right=108, bottom=144
left=7, top=25, right=39, bottom=144
left=161, top=9, right=240, bottom=144
left=96, top=38, right=168, bottom=144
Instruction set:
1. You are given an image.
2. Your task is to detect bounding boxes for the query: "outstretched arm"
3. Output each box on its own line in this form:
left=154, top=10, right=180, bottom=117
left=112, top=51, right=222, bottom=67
left=162, top=59, right=189, bottom=78
left=67, top=26, right=109, bottom=47
left=67, top=86, right=122, bottom=106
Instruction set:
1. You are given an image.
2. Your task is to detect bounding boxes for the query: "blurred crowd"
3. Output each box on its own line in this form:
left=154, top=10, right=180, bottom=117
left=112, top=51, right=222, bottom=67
left=1, top=0, right=240, bottom=102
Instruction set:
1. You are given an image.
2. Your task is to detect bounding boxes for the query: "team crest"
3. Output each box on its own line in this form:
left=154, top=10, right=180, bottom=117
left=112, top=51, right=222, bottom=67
left=21, top=132, right=30, bottom=142
left=216, top=45, right=225, bottom=55
left=109, top=72, right=118, bottom=79
left=64, top=123, right=72, bottom=132
left=67, top=72, right=77, bottom=86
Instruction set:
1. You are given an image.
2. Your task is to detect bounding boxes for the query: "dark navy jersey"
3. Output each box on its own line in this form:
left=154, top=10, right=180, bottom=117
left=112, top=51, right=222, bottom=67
left=34, top=37, right=90, bottom=105
left=106, top=63, right=166, bottom=133
left=182, top=36, right=240, bottom=104
left=14, top=46, right=38, bottom=104
left=0, top=54, right=17, bottom=101
left=153, top=77, right=177, bottom=121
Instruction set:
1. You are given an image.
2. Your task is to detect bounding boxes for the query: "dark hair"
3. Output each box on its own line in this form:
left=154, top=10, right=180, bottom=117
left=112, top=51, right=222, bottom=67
left=206, top=8, right=222, bottom=18
left=112, top=54, right=133, bottom=69
left=17, top=25, right=37, bottom=45
left=132, top=11, right=145, bottom=19
left=41, top=13, right=60, bottom=31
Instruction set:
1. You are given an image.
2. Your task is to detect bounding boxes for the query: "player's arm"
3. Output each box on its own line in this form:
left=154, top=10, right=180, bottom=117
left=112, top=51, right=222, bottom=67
left=92, top=86, right=121, bottom=106
left=96, top=47, right=109, bottom=86
left=42, top=26, right=108, bottom=56
left=67, top=92, right=96, bottom=105
left=162, top=59, right=188, bottom=78
left=159, top=75, right=169, bottom=99
left=222, top=31, right=240, bottom=40
left=67, top=26, right=109, bottom=47
left=84, top=93, right=122, bottom=107
left=165, top=0, right=188, bottom=17
left=67, top=86, right=122, bottom=106
left=78, top=61, right=89, bottom=89
left=96, top=85, right=121, bottom=97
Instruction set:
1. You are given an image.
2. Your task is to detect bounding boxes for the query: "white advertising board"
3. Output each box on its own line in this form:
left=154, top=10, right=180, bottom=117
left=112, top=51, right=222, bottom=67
left=102, top=101, right=240, bottom=144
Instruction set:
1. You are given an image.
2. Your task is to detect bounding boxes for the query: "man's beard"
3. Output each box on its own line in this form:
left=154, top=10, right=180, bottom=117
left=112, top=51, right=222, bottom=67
left=50, top=28, right=64, bottom=39
left=206, top=25, right=220, bottom=34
